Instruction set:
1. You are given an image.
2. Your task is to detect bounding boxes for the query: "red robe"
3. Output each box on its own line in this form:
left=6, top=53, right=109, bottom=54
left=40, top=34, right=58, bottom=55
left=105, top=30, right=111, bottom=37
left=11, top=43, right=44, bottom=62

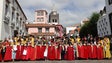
left=97, top=45, right=103, bottom=60
left=51, top=46, right=56, bottom=60
left=25, top=46, right=30, bottom=60
left=36, top=46, right=41, bottom=60
left=0, top=48, right=2, bottom=61
left=0, top=53, right=2, bottom=61
left=78, top=45, right=84, bottom=58
left=16, top=45, right=21, bottom=60
left=64, top=46, right=68, bottom=60
left=4, top=46, right=12, bottom=61
left=83, top=45, right=88, bottom=59
left=87, top=45, right=92, bottom=59
left=22, top=46, right=28, bottom=60
left=41, top=46, right=46, bottom=59
left=55, top=46, right=61, bottom=60
left=91, top=45, right=97, bottom=59
left=30, top=47, right=36, bottom=61
left=20, top=46, right=24, bottom=60
left=67, top=46, right=74, bottom=60
left=47, top=46, right=56, bottom=60
left=47, top=46, right=51, bottom=60
left=28, top=46, right=32, bottom=60
left=26, top=46, right=31, bottom=60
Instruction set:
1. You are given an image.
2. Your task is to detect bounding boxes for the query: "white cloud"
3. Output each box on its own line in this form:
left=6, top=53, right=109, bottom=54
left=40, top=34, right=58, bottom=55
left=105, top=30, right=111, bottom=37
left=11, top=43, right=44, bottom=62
left=18, top=0, right=105, bottom=27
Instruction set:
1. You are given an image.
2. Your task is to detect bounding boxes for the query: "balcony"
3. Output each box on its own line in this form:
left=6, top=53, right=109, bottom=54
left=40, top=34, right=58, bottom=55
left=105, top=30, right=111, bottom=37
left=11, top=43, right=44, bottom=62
left=10, top=20, right=15, bottom=27
left=3, top=16, right=10, bottom=24
left=16, top=23, right=19, bottom=29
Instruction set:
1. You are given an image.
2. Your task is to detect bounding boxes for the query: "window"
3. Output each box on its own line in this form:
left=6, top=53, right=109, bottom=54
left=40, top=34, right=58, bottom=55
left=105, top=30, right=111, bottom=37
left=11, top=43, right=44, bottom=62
left=37, top=18, right=40, bottom=21
left=20, top=18, right=22, bottom=26
left=55, top=19, right=57, bottom=22
left=12, top=11, right=14, bottom=21
left=5, top=5, right=9, bottom=16
left=37, top=11, right=44, bottom=16
left=37, top=17, right=44, bottom=22
left=104, top=18, right=106, bottom=21
left=41, top=17, right=44, bottom=21
left=46, top=28, right=49, bottom=33
left=38, top=28, right=42, bottom=33
left=106, top=22, right=108, bottom=25
left=13, top=0, right=15, bottom=5
left=104, top=32, right=105, bottom=35
left=40, top=11, right=44, bottom=16
left=109, top=0, right=112, bottom=5
left=37, top=11, right=40, bottom=16
left=52, top=19, right=54, bottom=22
left=107, top=31, right=108, bottom=34
left=37, top=18, right=40, bottom=22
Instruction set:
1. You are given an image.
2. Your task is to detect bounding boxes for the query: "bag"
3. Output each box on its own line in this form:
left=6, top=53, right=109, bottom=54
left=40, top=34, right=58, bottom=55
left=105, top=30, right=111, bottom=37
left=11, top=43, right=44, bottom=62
left=23, top=49, right=27, bottom=55
left=13, top=45, right=17, bottom=51
left=44, top=48, right=48, bottom=57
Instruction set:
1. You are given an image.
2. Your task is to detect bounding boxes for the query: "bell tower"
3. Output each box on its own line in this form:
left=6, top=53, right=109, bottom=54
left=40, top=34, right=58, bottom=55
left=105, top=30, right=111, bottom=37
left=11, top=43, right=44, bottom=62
left=49, top=5, right=59, bottom=25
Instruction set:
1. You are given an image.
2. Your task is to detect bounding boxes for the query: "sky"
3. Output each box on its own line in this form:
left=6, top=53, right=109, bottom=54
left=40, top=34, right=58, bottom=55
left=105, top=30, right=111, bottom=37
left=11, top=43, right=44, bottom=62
left=18, top=0, right=105, bottom=27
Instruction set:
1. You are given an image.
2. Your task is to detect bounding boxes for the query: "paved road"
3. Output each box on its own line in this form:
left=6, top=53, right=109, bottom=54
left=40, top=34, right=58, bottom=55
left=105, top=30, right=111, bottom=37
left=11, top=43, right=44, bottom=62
left=2, top=60, right=112, bottom=63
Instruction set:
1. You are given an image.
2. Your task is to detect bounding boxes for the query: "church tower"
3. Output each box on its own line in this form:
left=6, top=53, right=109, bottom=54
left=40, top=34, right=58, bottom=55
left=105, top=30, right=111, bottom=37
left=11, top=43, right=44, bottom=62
left=49, top=5, right=59, bottom=25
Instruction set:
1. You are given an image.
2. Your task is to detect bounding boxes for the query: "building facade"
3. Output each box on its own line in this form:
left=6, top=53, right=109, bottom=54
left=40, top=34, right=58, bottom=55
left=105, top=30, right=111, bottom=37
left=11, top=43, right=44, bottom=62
left=0, top=0, right=27, bottom=40
left=97, top=0, right=112, bottom=37
left=49, top=10, right=59, bottom=25
left=81, top=18, right=89, bottom=26
left=26, top=10, right=63, bottom=38
left=66, top=24, right=81, bottom=37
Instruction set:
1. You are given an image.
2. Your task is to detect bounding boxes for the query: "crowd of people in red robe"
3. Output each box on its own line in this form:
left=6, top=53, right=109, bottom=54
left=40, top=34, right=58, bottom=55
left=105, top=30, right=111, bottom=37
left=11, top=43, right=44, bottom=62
left=0, top=35, right=111, bottom=62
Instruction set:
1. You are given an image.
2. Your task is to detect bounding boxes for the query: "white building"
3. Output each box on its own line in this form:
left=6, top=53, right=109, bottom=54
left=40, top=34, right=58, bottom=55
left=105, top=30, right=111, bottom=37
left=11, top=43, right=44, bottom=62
left=97, top=0, right=112, bottom=37
left=81, top=18, right=89, bottom=26
left=66, top=27, right=76, bottom=34
left=0, top=0, right=27, bottom=40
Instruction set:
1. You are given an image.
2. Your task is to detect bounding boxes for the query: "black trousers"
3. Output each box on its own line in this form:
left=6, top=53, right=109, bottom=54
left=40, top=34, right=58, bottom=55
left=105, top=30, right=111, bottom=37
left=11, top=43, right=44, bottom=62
left=61, top=50, right=65, bottom=60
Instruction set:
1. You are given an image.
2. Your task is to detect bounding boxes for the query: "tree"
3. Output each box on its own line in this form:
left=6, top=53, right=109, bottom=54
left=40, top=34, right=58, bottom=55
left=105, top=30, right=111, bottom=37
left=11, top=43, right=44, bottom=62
left=79, top=12, right=100, bottom=37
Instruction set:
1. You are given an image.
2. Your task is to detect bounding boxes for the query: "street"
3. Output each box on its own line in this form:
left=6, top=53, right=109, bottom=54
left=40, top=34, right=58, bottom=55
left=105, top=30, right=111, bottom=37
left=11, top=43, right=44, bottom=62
left=2, top=60, right=112, bottom=63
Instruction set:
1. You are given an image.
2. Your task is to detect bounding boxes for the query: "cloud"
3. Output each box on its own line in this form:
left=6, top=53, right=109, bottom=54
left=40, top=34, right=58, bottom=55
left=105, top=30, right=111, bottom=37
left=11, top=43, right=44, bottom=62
left=18, top=0, right=105, bottom=27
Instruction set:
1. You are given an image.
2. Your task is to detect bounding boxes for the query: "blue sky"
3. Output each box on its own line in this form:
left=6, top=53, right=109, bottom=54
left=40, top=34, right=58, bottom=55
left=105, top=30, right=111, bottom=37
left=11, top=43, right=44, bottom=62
left=18, top=0, right=105, bottom=27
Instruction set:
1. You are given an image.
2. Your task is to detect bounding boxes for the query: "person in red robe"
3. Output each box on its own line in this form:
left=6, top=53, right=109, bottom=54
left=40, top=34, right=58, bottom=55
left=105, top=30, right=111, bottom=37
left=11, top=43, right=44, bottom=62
left=55, top=44, right=61, bottom=60
left=16, top=45, right=22, bottom=60
left=0, top=53, right=2, bottom=62
left=47, top=43, right=56, bottom=60
left=47, top=45, right=51, bottom=60
left=30, top=46, right=36, bottom=61
left=91, top=44, right=97, bottom=59
left=28, top=45, right=32, bottom=60
left=1, top=45, right=6, bottom=62
left=64, top=44, right=68, bottom=60
left=87, top=43, right=92, bottom=59
left=0, top=43, right=2, bottom=61
left=78, top=43, right=84, bottom=59
left=61, top=44, right=65, bottom=60
left=97, top=44, right=104, bottom=60
left=26, top=45, right=31, bottom=60
left=83, top=44, right=88, bottom=59
left=0, top=45, right=2, bottom=61
left=67, top=44, right=74, bottom=60
left=36, top=44, right=41, bottom=60
left=4, top=46, right=12, bottom=61
left=22, top=45, right=28, bottom=60
left=20, top=45, right=24, bottom=60
left=41, top=45, right=46, bottom=60
left=51, top=44, right=56, bottom=60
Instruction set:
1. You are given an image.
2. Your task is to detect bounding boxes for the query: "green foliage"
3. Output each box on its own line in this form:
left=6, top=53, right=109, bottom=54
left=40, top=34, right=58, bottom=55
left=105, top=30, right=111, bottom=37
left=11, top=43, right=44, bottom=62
left=0, top=40, right=2, bottom=42
left=79, top=12, right=100, bottom=37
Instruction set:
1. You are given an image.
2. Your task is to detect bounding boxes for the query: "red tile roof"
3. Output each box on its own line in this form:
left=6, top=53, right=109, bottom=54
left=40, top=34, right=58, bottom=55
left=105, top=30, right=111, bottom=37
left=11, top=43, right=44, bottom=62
left=26, top=24, right=56, bottom=27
